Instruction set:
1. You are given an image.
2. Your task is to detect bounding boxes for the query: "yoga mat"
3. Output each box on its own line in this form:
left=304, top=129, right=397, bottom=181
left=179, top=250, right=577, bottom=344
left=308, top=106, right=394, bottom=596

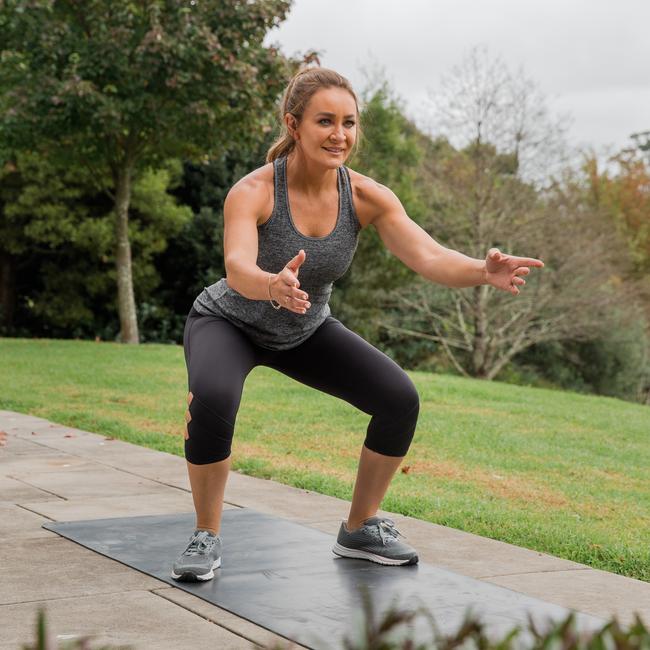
left=43, top=508, right=605, bottom=649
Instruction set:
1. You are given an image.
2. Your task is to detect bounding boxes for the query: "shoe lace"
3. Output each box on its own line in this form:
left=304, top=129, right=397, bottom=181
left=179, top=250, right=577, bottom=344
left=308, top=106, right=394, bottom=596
left=183, top=531, right=215, bottom=556
left=377, top=519, right=406, bottom=546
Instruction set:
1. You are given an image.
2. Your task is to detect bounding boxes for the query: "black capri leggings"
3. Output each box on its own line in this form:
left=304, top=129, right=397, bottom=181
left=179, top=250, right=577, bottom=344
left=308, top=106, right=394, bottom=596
left=183, top=307, right=420, bottom=465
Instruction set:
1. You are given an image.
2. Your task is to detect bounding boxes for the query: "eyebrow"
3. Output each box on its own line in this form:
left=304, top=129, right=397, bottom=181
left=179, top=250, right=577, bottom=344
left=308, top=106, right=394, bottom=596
left=315, top=112, right=356, bottom=118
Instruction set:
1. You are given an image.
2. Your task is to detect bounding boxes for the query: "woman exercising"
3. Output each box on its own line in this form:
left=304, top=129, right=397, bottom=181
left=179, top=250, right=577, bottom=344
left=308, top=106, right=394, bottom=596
left=171, top=67, right=544, bottom=581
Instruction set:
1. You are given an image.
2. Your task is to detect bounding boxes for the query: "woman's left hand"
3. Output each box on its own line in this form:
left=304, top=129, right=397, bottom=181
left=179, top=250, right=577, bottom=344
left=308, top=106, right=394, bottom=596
left=485, top=247, right=544, bottom=296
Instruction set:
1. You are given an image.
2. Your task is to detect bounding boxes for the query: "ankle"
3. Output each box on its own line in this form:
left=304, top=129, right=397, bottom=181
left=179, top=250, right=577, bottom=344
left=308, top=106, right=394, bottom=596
left=195, top=526, right=219, bottom=536
left=345, top=520, right=364, bottom=532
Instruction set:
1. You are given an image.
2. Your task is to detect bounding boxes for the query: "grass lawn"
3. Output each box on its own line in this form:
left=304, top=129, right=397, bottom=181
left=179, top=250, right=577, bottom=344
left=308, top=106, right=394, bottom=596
left=2, top=336, right=649, bottom=582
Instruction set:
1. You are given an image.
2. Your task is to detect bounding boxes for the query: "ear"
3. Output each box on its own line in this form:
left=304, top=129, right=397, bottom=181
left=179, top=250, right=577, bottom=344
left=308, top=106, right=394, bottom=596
left=284, top=113, right=299, bottom=140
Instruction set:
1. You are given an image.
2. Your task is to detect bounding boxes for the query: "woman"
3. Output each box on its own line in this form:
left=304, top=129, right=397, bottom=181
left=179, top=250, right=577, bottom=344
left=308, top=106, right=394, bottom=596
left=171, top=67, right=544, bottom=582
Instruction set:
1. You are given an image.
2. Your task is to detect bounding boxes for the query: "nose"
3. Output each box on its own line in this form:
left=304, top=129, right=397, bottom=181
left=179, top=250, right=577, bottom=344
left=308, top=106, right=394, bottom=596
left=330, top=123, right=345, bottom=142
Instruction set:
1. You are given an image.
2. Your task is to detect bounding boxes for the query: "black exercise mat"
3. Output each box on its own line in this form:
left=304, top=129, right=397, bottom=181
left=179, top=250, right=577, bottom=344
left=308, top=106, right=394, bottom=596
left=43, top=508, right=606, bottom=649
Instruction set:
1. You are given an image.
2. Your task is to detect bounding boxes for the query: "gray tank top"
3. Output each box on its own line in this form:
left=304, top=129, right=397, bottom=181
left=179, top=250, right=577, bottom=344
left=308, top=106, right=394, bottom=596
left=192, top=155, right=362, bottom=350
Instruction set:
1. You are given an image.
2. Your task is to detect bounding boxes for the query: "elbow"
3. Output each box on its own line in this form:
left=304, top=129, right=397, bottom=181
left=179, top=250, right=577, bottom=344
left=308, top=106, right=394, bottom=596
left=224, top=260, right=240, bottom=294
left=225, top=271, right=240, bottom=295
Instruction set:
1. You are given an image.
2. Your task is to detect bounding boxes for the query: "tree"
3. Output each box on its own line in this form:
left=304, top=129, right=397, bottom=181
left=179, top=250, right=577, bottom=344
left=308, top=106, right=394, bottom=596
left=584, top=148, right=650, bottom=279
left=378, top=46, right=638, bottom=380
left=421, top=44, right=573, bottom=189
left=0, top=151, right=191, bottom=337
left=0, top=0, right=292, bottom=342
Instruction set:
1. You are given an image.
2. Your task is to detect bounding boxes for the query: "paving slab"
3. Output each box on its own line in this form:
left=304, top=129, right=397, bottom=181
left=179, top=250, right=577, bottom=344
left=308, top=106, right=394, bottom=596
left=0, top=503, right=57, bottom=541
left=486, top=568, right=650, bottom=628
left=6, top=465, right=182, bottom=500
left=20, top=493, right=239, bottom=521
left=0, top=475, right=64, bottom=504
left=0, top=434, right=64, bottom=455
left=0, top=410, right=52, bottom=428
left=7, top=423, right=192, bottom=490
left=0, top=590, right=257, bottom=650
left=224, top=469, right=392, bottom=524
left=0, top=449, right=97, bottom=474
left=0, top=537, right=161, bottom=606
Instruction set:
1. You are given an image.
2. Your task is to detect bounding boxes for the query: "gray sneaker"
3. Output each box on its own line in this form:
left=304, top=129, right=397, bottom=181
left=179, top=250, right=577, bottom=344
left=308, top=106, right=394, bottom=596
left=332, top=516, right=418, bottom=566
left=171, top=530, right=222, bottom=581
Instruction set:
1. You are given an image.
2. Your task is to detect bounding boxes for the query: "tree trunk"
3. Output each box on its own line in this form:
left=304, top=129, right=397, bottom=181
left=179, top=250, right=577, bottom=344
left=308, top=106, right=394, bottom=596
left=471, top=284, right=489, bottom=377
left=0, top=252, right=16, bottom=328
left=114, top=164, right=139, bottom=344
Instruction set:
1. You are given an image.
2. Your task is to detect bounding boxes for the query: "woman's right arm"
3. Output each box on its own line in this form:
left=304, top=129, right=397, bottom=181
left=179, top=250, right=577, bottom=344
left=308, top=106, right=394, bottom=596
left=223, top=178, right=310, bottom=313
left=223, top=177, right=271, bottom=300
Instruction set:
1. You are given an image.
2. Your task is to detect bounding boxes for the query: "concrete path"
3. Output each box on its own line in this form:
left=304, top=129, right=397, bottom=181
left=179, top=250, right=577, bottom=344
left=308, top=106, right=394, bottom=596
left=1, top=409, right=649, bottom=649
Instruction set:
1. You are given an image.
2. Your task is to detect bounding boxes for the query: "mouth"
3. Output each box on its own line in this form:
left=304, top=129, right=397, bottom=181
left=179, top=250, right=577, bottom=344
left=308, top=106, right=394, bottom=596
left=323, top=147, right=344, bottom=154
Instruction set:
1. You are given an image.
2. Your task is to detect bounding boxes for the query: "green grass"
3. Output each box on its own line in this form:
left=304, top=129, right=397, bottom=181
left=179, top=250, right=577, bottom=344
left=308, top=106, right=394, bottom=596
left=2, top=337, right=649, bottom=582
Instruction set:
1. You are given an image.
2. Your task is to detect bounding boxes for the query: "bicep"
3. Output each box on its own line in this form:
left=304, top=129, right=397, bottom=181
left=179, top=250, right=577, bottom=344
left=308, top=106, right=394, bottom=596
left=371, top=185, right=446, bottom=276
left=223, top=180, right=265, bottom=278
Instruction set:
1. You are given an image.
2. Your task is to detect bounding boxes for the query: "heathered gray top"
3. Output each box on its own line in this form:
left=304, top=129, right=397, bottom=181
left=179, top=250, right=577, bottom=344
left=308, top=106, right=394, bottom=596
left=192, top=155, right=362, bottom=350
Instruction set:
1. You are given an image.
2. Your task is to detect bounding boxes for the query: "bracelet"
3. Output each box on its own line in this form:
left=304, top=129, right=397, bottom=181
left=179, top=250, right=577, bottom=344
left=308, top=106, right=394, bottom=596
left=268, top=272, right=281, bottom=309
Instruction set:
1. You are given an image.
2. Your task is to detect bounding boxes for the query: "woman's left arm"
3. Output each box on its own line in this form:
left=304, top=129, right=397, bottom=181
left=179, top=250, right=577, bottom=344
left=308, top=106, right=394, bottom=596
left=371, top=184, right=544, bottom=296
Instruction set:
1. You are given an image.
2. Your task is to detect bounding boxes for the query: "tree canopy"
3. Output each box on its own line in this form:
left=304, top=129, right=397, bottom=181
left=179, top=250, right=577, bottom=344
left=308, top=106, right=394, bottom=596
left=0, top=0, right=293, bottom=342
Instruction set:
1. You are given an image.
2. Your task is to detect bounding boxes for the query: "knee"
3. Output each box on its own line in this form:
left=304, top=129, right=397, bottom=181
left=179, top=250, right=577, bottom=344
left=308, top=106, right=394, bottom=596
left=379, top=373, right=420, bottom=421
left=365, top=374, right=420, bottom=457
left=183, top=390, right=234, bottom=465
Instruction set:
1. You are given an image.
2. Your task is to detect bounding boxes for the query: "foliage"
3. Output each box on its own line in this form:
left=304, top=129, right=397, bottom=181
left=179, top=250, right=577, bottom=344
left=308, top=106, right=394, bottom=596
left=0, top=152, right=191, bottom=338
left=509, top=311, right=650, bottom=403
left=583, top=150, right=650, bottom=277
left=0, top=0, right=294, bottom=341
left=22, top=587, right=650, bottom=650
left=334, top=584, right=650, bottom=650
left=148, top=131, right=277, bottom=341
left=368, top=48, right=644, bottom=388
left=21, top=607, right=127, bottom=649
left=0, top=0, right=292, bottom=169
left=332, top=78, right=428, bottom=345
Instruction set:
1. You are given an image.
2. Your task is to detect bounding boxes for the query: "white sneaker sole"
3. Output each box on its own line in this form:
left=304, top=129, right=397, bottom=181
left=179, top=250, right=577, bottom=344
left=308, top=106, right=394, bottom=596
left=171, top=557, right=221, bottom=581
left=332, top=542, right=417, bottom=566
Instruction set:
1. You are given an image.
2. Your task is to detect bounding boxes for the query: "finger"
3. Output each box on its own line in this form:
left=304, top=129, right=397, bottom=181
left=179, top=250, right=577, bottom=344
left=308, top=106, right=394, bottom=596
left=512, top=256, right=544, bottom=267
left=514, top=267, right=530, bottom=276
left=283, top=270, right=300, bottom=289
left=284, top=294, right=309, bottom=314
left=282, top=278, right=308, bottom=300
left=287, top=288, right=311, bottom=309
left=512, top=277, right=526, bottom=286
left=286, top=249, right=306, bottom=271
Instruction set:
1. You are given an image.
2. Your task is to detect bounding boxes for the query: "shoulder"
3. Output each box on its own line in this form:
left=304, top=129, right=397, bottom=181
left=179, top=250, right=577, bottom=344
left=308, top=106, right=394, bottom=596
left=227, top=162, right=275, bottom=225
left=345, top=166, right=401, bottom=229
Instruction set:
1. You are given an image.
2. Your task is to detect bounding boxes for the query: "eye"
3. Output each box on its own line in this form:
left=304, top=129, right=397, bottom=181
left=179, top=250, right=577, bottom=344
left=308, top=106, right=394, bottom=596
left=318, top=119, right=357, bottom=126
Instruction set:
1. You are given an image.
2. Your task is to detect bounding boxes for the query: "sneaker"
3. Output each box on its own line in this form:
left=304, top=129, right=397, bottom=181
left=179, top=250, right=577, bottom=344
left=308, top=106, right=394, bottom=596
left=171, top=529, right=222, bottom=581
left=332, top=516, right=418, bottom=566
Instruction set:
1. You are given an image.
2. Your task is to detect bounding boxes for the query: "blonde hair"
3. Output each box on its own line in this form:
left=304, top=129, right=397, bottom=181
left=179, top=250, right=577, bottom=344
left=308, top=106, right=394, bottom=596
left=265, top=66, right=363, bottom=163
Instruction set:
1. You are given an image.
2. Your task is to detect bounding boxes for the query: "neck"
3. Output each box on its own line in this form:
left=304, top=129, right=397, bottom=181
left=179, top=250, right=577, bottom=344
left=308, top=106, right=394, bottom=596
left=285, top=149, right=339, bottom=197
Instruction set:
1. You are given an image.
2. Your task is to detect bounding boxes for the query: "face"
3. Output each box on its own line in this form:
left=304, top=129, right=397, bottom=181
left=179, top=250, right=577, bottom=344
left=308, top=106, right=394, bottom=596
left=286, top=86, right=357, bottom=166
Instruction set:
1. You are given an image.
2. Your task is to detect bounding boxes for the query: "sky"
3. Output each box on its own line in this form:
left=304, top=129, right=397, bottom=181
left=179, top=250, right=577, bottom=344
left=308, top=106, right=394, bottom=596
left=263, top=0, right=650, bottom=162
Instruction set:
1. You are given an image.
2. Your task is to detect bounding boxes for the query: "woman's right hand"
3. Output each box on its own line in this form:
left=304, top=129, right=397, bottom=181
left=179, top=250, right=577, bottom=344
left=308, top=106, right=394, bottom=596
left=269, top=249, right=311, bottom=314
